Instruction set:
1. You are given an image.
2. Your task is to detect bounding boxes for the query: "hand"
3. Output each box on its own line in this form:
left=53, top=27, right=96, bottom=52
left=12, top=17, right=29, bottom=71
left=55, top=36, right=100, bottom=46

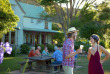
left=76, top=49, right=82, bottom=54
left=100, top=60, right=103, bottom=64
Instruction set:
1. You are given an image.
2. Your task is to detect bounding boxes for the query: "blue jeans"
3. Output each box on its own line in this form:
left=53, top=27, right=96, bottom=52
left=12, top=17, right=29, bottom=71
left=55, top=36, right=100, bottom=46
left=51, top=61, right=62, bottom=70
left=51, top=61, right=62, bottom=64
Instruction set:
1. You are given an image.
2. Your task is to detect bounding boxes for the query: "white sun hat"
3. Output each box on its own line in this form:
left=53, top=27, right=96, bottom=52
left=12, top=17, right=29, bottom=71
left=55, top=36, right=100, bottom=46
left=67, top=27, right=79, bottom=34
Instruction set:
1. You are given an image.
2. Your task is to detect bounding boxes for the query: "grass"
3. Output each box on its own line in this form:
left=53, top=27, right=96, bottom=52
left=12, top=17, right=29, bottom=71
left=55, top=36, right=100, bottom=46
left=74, top=56, right=110, bottom=74
left=0, top=55, right=110, bottom=74
left=0, top=54, right=27, bottom=73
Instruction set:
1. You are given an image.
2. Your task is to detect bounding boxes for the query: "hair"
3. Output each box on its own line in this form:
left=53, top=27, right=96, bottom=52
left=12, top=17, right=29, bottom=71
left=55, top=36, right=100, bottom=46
left=91, top=34, right=100, bottom=44
left=44, top=46, right=47, bottom=50
left=29, top=46, right=35, bottom=53
left=31, top=46, right=35, bottom=50
left=37, top=46, right=41, bottom=49
left=67, top=32, right=75, bottom=38
left=54, top=46, right=58, bottom=50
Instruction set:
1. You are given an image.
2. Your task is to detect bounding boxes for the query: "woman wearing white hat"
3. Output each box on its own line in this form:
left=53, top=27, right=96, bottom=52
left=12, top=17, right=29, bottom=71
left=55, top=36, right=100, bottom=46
left=62, top=27, right=82, bottom=74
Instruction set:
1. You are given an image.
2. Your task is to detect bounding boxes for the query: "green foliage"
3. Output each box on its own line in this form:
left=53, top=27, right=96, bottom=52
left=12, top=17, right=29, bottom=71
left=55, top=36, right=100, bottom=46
left=56, top=43, right=63, bottom=47
left=99, top=41, right=105, bottom=47
left=80, top=3, right=97, bottom=24
left=0, top=0, right=19, bottom=38
left=99, top=7, right=110, bottom=21
left=52, top=23, right=64, bottom=44
left=20, top=44, right=30, bottom=54
left=75, top=40, right=91, bottom=53
left=46, top=44, right=55, bottom=52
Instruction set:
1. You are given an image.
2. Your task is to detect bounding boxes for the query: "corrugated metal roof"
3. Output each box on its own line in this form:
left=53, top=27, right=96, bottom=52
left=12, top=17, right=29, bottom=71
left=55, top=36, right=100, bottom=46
left=23, top=28, right=62, bottom=33
left=18, top=2, right=45, bottom=18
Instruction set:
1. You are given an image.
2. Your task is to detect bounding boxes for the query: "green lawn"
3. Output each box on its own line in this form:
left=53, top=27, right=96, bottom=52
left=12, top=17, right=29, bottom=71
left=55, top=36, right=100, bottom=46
left=74, top=56, right=110, bottom=74
left=0, top=55, right=110, bottom=74
left=0, top=55, right=27, bottom=73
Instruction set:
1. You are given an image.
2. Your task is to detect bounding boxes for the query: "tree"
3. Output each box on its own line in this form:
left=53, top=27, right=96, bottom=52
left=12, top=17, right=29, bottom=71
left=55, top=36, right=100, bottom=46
left=0, top=0, right=19, bottom=38
left=97, top=0, right=110, bottom=48
left=70, top=0, right=110, bottom=40
left=35, top=0, right=96, bottom=39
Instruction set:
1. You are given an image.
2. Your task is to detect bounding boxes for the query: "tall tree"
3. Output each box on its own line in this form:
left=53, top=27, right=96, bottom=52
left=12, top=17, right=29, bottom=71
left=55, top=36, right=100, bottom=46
left=35, top=0, right=96, bottom=39
left=0, top=0, right=19, bottom=38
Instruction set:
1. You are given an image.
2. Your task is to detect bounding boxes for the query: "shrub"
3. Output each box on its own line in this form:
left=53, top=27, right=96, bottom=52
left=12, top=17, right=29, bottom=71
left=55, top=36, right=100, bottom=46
left=99, top=41, right=105, bottom=47
left=74, top=41, right=85, bottom=50
left=74, top=40, right=91, bottom=53
left=56, top=43, right=63, bottom=47
left=46, top=44, right=55, bottom=52
left=20, top=44, right=30, bottom=54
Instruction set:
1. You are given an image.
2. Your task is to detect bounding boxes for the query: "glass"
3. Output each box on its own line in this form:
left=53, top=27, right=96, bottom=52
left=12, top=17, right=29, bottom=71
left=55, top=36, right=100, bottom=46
left=80, top=45, right=84, bottom=49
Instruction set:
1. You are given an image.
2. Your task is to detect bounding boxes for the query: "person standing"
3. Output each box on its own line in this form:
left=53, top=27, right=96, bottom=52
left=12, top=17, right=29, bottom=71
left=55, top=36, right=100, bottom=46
left=62, top=27, right=82, bottom=74
left=87, top=34, right=110, bottom=74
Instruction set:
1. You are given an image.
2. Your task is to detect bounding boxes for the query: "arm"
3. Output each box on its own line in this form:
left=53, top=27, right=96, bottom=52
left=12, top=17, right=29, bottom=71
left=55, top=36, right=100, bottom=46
left=52, top=52, right=56, bottom=60
left=65, top=51, right=78, bottom=59
left=42, top=50, right=45, bottom=56
left=35, top=50, right=41, bottom=56
left=65, top=48, right=82, bottom=59
left=87, top=48, right=91, bottom=61
left=99, top=45, right=110, bottom=63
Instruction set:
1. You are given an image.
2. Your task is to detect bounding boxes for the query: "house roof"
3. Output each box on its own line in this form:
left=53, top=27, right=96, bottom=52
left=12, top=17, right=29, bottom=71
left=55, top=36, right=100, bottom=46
left=18, top=2, right=45, bottom=18
left=23, top=28, right=62, bottom=33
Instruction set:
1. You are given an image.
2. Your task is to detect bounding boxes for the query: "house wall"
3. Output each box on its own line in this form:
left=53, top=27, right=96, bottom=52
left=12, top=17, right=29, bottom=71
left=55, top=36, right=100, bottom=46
left=10, top=0, right=24, bottom=47
left=47, top=34, right=52, bottom=44
left=23, top=17, right=52, bottom=30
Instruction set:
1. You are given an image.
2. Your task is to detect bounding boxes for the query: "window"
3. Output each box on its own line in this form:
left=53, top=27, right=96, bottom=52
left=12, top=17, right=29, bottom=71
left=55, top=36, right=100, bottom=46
left=26, top=34, right=28, bottom=43
left=31, top=18, right=34, bottom=23
left=30, top=34, right=33, bottom=44
left=35, top=34, right=38, bottom=44
left=45, top=21, right=48, bottom=29
left=5, top=33, right=9, bottom=42
left=11, top=32, right=15, bottom=44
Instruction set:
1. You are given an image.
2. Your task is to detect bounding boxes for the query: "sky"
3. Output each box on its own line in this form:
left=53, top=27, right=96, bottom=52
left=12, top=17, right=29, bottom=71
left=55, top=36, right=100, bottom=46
left=61, top=0, right=105, bottom=8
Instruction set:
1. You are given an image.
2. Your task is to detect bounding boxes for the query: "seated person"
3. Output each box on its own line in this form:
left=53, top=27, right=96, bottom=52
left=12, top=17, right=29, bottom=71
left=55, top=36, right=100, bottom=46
left=28, top=46, right=36, bottom=57
left=52, top=46, right=63, bottom=64
left=42, top=46, right=49, bottom=56
left=35, top=46, right=41, bottom=56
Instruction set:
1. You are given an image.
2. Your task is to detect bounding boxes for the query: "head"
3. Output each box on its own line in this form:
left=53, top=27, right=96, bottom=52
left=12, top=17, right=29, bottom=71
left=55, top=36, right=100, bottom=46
left=67, top=32, right=78, bottom=40
left=44, top=46, right=47, bottom=50
left=67, top=27, right=79, bottom=40
left=37, top=46, right=41, bottom=50
left=54, top=46, right=58, bottom=50
left=90, top=34, right=99, bottom=45
left=31, top=46, right=35, bottom=50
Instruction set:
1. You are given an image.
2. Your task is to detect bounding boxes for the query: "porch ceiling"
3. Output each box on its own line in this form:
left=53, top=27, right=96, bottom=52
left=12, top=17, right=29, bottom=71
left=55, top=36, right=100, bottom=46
left=23, top=28, right=63, bottom=33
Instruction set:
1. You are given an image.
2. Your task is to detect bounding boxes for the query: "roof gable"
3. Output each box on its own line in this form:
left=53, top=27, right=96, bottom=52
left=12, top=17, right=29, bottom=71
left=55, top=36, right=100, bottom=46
left=18, top=2, right=45, bottom=18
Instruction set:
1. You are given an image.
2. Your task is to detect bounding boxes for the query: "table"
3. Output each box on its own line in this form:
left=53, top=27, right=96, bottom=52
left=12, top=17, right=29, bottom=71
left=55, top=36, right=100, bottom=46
left=24, top=56, right=53, bottom=71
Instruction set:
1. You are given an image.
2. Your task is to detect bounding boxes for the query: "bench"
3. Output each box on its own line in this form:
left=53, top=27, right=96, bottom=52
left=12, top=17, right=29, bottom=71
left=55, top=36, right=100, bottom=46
left=49, top=64, right=62, bottom=73
left=18, top=60, right=34, bottom=72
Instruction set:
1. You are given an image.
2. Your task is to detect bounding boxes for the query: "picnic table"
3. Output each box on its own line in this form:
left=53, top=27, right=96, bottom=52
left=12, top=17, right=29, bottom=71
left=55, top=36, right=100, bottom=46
left=24, top=56, right=53, bottom=71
